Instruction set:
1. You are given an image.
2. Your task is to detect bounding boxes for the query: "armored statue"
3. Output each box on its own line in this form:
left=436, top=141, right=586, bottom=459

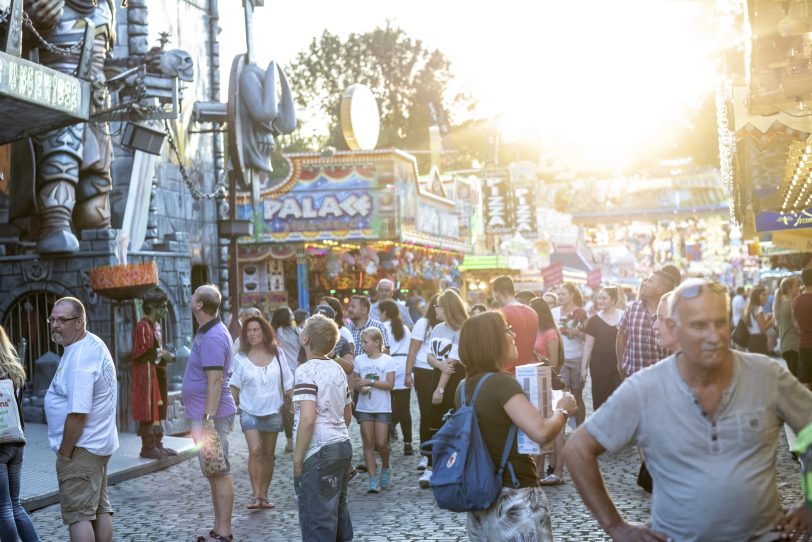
left=17, top=0, right=115, bottom=254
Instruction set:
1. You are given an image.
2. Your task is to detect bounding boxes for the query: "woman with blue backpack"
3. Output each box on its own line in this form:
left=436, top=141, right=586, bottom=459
left=451, top=311, right=577, bottom=541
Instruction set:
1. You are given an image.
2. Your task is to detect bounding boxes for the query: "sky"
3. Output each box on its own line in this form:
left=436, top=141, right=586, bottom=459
left=219, top=0, right=720, bottom=171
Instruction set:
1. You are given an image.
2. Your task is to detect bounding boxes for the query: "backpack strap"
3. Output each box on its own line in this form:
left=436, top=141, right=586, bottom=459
left=496, top=424, right=520, bottom=488
left=464, top=372, right=493, bottom=407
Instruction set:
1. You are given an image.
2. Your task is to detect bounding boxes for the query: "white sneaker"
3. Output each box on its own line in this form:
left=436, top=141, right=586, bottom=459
left=417, top=456, right=429, bottom=471
left=419, top=469, right=432, bottom=489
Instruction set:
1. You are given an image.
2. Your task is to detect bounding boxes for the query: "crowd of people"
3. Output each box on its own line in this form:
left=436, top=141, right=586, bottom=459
left=0, top=266, right=810, bottom=541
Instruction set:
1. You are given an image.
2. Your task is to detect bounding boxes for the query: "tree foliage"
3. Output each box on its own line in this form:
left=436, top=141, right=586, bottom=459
left=287, top=23, right=467, bottom=169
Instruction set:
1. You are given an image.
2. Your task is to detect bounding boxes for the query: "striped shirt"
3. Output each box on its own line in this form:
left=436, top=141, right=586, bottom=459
left=292, top=358, right=351, bottom=461
left=618, top=300, right=670, bottom=375
left=347, top=317, right=390, bottom=356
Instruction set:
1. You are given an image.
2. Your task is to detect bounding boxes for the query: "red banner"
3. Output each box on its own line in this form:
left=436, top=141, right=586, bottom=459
left=587, top=268, right=602, bottom=289
left=541, top=262, right=564, bottom=288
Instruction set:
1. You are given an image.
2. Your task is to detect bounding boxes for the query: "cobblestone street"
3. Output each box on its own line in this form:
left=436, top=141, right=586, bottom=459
left=29, top=387, right=804, bottom=541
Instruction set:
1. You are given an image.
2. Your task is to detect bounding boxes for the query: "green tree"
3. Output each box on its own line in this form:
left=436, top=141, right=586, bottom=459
left=287, top=23, right=469, bottom=171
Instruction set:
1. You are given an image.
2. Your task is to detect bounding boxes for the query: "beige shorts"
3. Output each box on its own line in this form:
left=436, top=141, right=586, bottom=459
left=56, top=447, right=113, bottom=525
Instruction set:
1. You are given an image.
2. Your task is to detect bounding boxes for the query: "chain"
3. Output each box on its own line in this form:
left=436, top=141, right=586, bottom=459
left=163, top=120, right=226, bottom=201
left=21, top=11, right=86, bottom=56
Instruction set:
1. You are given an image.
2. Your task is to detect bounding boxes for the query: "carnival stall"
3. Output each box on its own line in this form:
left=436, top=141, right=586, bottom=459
left=235, top=150, right=474, bottom=313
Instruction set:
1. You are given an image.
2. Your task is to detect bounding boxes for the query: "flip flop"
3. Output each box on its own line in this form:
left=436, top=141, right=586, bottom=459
left=246, top=496, right=262, bottom=509
left=539, top=474, right=564, bottom=486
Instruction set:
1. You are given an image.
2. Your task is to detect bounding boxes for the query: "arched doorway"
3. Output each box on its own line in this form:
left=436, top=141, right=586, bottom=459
left=1, top=291, right=60, bottom=389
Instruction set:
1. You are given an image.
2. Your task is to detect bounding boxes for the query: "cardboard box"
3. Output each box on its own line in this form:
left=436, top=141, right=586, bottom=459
left=514, top=363, right=554, bottom=455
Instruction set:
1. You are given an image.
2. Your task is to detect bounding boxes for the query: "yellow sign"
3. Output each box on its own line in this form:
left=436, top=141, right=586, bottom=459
left=772, top=231, right=812, bottom=252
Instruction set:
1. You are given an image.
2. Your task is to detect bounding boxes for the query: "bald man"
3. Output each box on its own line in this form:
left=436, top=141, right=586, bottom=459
left=369, top=279, right=414, bottom=328
left=183, top=285, right=238, bottom=542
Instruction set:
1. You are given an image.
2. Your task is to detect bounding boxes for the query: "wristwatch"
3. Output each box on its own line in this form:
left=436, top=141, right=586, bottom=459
left=555, top=408, right=569, bottom=418
left=437, top=387, right=445, bottom=394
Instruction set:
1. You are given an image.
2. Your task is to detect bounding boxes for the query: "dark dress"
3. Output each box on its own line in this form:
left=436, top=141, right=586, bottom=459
left=585, top=314, right=622, bottom=410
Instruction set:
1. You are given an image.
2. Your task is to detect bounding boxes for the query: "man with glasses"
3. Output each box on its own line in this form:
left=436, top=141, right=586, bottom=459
left=44, top=297, right=118, bottom=542
left=565, top=279, right=812, bottom=541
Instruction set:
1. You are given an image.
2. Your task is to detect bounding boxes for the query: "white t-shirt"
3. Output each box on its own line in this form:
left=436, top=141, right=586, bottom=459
left=293, top=358, right=351, bottom=461
left=410, top=318, right=432, bottom=370
left=383, top=321, right=412, bottom=389
left=339, top=326, right=354, bottom=348
left=44, top=332, right=119, bottom=456
left=429, top=323, right=460, bottom=364
left=551, top=306, right=584, bottom=360
left=732, top=295, right=746, bottom=326
left=748, top=307, right=765, bottom=335
left=230, top=352, right=293, bottom=416
left=354, top=353, right=396, bottom=413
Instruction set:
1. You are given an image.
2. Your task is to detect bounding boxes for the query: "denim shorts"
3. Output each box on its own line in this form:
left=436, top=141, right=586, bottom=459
left=239, top=410, right=282, bottom=433
left=190, top=415, right=234, bottom=477
left=355, top=411, right=391, bottom=424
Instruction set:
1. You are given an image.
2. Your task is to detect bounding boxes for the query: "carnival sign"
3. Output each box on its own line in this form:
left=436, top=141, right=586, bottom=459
left=239, top=165, right=394, bottom=242
left=483, top=176, right=513, bottom=235
left=587, top=268, right=601, bottom=289
left=542, top=262, right=564, bottom=288
left=512, top=182, right=538, bottom=239
left=756, top=208, right=812, bottom=232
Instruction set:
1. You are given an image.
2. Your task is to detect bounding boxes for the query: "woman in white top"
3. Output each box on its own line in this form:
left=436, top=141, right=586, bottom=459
left=405, top=293, right=440, bottom=471
left=422, top=290, right=468, bottom=489
left=230, top=316, right=293, bottom=510
left=745, top=285, right=774, bottom=355
left=379, top=299, right=414, bottom=455
left=271, top=306, right=300, bottom=452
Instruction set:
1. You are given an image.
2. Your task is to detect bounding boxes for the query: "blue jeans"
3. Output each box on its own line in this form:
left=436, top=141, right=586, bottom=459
left=294, top=439, right=352, bottom=541
left=0, top=445, right=38, bottom=541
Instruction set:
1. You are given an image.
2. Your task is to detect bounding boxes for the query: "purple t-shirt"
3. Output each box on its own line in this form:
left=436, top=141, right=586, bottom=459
left=182, top=318, right=237, bottom=420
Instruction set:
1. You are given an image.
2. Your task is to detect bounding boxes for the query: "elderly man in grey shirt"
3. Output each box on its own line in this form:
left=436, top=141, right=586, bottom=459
left=565, top=278, right=812, bottom=542
left=369, top=278, right=414, bottom=328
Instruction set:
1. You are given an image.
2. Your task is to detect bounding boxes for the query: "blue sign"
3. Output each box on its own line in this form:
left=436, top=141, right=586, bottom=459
left=756, top=208, right=812, bottom=232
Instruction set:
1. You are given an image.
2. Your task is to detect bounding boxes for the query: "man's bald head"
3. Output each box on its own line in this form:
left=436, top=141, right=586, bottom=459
left=194, top=284, right=222, bottom=316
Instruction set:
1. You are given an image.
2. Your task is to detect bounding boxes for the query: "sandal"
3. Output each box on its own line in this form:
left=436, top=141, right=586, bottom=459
left=259, top=497, right=275, bottom=509
left=539, top=474, right=565, bottom=486
left=246, top=496, right=262, bottom=510
left=208, top=532, right=233, bottom=542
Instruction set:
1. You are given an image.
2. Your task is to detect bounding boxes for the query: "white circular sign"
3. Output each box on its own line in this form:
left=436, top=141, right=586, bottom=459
left=340, top=84, right=380, bottom=151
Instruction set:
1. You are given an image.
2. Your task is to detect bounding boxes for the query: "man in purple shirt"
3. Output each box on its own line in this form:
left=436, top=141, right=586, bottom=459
left=182, top=284, right=237, bottom=542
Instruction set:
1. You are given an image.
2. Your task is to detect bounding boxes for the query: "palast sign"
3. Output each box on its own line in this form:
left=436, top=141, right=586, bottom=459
left=263, top=193, right=372, bottom=220
left=0, top=52, right=90, bottom=144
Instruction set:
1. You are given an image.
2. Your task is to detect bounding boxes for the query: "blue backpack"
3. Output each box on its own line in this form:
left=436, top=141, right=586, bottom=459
left=421, top=373, right=519, bottom=512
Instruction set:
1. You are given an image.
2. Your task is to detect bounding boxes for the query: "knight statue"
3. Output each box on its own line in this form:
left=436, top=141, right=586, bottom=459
left=15, top=0, right=115, bottom=254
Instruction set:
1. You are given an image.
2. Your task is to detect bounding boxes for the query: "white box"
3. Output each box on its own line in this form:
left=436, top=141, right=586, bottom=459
left=514, top=363, right=555, bottom=455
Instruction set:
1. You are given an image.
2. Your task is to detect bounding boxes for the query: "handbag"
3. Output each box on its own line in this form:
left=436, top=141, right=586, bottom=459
left=199, top=421, right=227, bottom=477
left=732, top=317, right=750, bottom=347
left=276, top=356, right=294, bottom=428
left=0, top=379, right=24, bottom=444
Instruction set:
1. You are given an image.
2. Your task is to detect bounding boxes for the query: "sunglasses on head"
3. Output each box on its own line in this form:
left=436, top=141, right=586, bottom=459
left=674, top=280, right=727, bottom=302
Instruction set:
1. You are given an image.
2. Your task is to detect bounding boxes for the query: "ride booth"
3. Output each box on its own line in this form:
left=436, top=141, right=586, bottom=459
left=235, top=150, right=474, bottom=315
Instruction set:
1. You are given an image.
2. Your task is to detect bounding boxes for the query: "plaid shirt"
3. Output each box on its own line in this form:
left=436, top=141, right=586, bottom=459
left=347, top=317, right=390, bottom=356
left=618, top=300, right=669, bottom=375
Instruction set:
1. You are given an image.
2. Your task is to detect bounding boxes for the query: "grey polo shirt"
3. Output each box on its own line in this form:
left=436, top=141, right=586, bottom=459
left=584, top=351, right=812, bottom=542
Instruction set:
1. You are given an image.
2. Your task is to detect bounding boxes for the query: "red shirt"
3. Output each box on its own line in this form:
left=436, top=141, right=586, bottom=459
left=501, top=304, right=539, bottom=374
left=792, top=293, right=812, bottom=348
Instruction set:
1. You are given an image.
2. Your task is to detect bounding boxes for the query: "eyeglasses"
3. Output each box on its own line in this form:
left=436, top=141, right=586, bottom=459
left=673, top=280, right=727, bottom=303
left=46, top=316, right=80, bottom=326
